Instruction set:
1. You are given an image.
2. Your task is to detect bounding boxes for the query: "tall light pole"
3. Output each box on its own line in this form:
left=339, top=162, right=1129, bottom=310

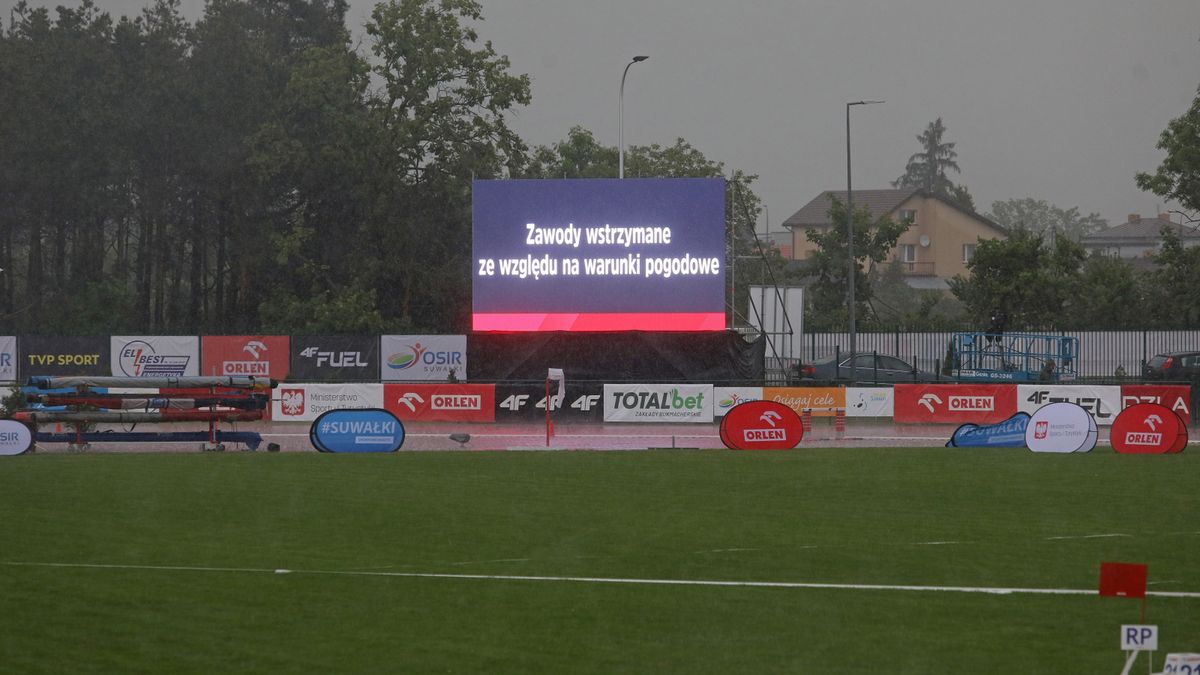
left=845, top=100, right=884, bottom=381
left=619, top=55, right=649, bottom=179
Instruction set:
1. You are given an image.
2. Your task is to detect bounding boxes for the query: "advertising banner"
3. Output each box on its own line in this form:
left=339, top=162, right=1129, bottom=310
left=0, top=419, right=33, bottom=455
left=713, top=387, right=763, bottom=417
left=1120, top=384, right=1191, bottom=420
left=1110, top=403, right=1187, bottom=454
left=603, top=383, right=713, bottom=423
left=1017, top=385, right=1120, bottom=426
left=310, top=409, right=405, bottom=453
left=472, top=178, right=726, bottom=332
left=380, top=335, right=467, bottom=382
left=894, top=384, right=1016, bottom=424
left=1024, top=402, right=1098, bottom=453
left=272, top=383, right=383, bottom=422
left=845, top=387, right=894, bottom=418
left=382, top=383, right=495, bottom=422
left=18, top=336, right=109, bottom=379
left=494, top=381, right=604, bottom=422
left=719, top=400, right=804, bottom=450
left=201, top=336, right=290, bottom=380
left=111, top=336, right=199, bottom=378
left=946, top=413, right=1031, bottom=448
left=0, top=336, right=16, bottom=381
left=763, top=387, right=846, bottom=417
left=290, top=336, right=379, bottom=382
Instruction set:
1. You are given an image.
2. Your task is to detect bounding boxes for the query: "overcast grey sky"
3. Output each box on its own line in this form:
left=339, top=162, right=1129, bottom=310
left=7, top=0, right=1198, bottom=229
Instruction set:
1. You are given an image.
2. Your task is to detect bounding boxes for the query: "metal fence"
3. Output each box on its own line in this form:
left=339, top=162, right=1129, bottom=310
left=764, top=330, right=1200, bottom=382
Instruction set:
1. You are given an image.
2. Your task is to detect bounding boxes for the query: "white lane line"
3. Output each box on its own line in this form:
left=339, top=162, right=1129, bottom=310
left=912, top=541, right=964, bottom=546
left=1045, top=533, right=1131, bottom=540
left=5, top=561, right=1199, bottom=598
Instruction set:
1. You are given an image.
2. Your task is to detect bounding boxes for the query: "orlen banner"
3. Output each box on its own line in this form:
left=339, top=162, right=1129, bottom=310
left=0, top=336, right=18, bottom=381
left=111, top=336, right=200, bottom=377
left=380, top=335, right=467, bottom=382
left=893, top=384, right=1016, bottom=424
left=272, top=383, right=383, bottom=422
left=20, top=336, right=109, bottom=378
left=290, top=336, right=379, bottom=382
left=201, top=336, right=289, bottom=380
left=1110, top=403, right=1187, bottom=454
left=713, top=387, right=763, bottom=417
left=603, top=383, right=713, bottom=423
left=1120, top=384, right=1191, bottom=420
left=383, top=384, right=495, bottom=422
left=1017, top=385, right=1120, bottom=426
left=764, top=387, right=846, bottom=417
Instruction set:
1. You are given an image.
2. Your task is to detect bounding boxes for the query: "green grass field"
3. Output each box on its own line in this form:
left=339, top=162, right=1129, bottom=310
left=1, top=447, right=1198, bottom=673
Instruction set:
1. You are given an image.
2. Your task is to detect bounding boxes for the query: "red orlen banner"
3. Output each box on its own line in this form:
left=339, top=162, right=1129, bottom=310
left=201, top=336, right=290, bottom=380
left=383, top=383, right=496, bottom=422
left=1120, top=384, right=1191, bottom=421
left=894, top=384, right=1017, bottom=424
left=1110, top=403, right=1187, bottom=454
left=720, top=400, right=804, bottom=450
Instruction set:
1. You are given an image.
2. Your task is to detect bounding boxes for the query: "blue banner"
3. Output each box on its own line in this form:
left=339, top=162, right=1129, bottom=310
left=310, top=408, right=405, bottom=453
left=946, top=412, right=1031, bottom=448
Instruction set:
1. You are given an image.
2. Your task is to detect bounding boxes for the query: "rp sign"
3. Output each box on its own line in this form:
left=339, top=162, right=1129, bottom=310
left=720, top=400, right=804, bottom=450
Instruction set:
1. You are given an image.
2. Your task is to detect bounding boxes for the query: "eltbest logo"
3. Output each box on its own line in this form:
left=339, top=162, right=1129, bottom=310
left=118, top=340, right=190, bottom=377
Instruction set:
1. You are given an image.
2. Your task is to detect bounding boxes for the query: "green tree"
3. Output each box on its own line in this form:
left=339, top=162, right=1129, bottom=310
left=1067, top=254, right=1143, bottom=328
left=803, top=197, right=909, bottom=330
left=892, top=117, right=974, bottom=210
left=1143, top=227, right=1200, bottom=328
left=1136, top=84, right=1200, bottom=218
left=948, top=228, right=1086, bottom=330
left=988, top=198, right=1108, bottom=241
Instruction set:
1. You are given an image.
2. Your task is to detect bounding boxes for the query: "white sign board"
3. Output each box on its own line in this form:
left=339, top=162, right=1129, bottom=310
left=603, top=384, right=713, bottom=423
left=713, top=387, right=763, bottom=417
left=1120, top=625, right=1158, bottom=651
left=272, top=383, right=384, bottom=422
left=1018, top=385, right=1120, bottom=426
left=748, top=286, right=803, bottom=360
left=1025, top=402, right=1098, bottom=453
left=111, top=336, right=200, bottom=378
left=846, top=387, right=894, bottom=417
left=380, top=335, right=467, bottom=382
left=0, top=420, right=33, bottom=456
left=1163, top=653, right=1200, bottom=674
left=0, top=336, right=15, bottom=381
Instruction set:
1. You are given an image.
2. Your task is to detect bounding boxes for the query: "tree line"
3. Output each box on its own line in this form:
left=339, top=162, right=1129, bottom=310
left=0, top=0, right=774, bottom=335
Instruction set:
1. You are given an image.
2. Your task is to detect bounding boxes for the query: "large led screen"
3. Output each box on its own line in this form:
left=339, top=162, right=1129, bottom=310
left=472, top=178, right=726, bottom=331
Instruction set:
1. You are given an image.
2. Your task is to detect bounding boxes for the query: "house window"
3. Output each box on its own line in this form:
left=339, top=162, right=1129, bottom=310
left=962, top=243, right=977, bottom=263
left=898, top=209, right=917, bottom=223
left=901, top=244, right=917, bottom=263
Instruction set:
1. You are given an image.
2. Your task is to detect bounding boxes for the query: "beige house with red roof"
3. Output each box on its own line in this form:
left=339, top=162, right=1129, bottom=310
left=781, top=188, right=1007, bottom=288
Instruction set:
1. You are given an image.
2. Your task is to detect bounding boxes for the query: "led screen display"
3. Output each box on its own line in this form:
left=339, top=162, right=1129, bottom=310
left=472, top=178, right=725, bottom=331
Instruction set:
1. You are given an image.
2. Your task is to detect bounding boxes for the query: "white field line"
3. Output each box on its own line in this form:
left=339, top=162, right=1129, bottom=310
left=4, top=561, right=1199, bottom=598
left=1045, top=533, right=1132, bottom=540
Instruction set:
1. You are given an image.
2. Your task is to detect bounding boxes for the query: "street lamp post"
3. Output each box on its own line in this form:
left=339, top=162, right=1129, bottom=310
left=845, top=100, right=884, bottom=381
left=619, top=55, right=649, bottom=179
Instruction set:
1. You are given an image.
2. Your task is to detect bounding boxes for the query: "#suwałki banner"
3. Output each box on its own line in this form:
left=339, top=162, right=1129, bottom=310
left=272, top=383, right=383, bottom=422
left=603, top=383, right=713, bottom=423
left=382, top=383, right=495, bottom=422
left=290, top=336, right=379, bottom=382
left=111, top=336, right=200, bottom=378
left=20, top=336, right=110, bottom=378
left=201, top=336, right=290, bottom=380
left=0, top=336, right=16, bottom=381
left=380, top=335, right=467, bottom=382
left=763, top=387, right=846, bottom=417
left=893, top=384, right=1016, bottom=424
left=1017, top=385, right=1120, bottom=426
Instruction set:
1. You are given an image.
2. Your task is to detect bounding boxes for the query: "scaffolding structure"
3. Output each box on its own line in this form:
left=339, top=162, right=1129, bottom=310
left=951, top=332, right=1079, bottom=382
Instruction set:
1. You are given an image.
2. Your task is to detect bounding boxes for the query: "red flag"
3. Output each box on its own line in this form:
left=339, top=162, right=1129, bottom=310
left=1099, top=562, right=1147, bottom=598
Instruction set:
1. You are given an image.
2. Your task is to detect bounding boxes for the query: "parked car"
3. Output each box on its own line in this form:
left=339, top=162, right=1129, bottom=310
left=1142, top=351, right=1200, bottom=380
left=796, top=353, right=938, bottom=383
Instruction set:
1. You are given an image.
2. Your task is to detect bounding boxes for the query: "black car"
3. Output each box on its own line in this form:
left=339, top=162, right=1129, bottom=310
left=796, top=353, right=937, bottom=383
left=1143, top=351, right=1200, bottom=380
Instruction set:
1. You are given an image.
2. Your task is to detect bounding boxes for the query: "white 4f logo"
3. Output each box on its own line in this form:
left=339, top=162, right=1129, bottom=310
left=918, top=393, right=943, bottom=413
left=397, top=393, right=425, bottom=412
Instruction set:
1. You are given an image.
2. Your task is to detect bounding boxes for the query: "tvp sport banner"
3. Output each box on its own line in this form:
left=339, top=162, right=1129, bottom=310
left=472, top=178, right=726, bottom=331
left=0, top=336, right=16, bottom=381
left=19, top=336, right=109, bottom=378
left=290, top=336, right=379, bottom=381
left=380, top=335, right=467, bottom=382
left=201, top=336, right=290, bottom=379
left=111, top=336, right=199, bottom=377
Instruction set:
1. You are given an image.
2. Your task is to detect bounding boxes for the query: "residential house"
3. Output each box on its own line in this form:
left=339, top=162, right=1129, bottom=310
left=781, top=188, right=1007, bottom=289
left=1082, top=213, right=1200, bottom=259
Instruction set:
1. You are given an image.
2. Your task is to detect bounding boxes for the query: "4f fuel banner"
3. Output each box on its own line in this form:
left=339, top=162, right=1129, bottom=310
left=201, top=336, right=290, bottom=380
left=383, top=383, right=495, bottom=422
left=20, top=336, right=110, bottom=378
left=472, top=178, right=726, bottom=331
left=380, top=335, right=467, bottom=382
left=290, top=336, right=379, bottom=382
left=111, top=336, right=199, bottom=378
left=603, top=383, right=713, bottom=423
left=1017, top=385, right=1120, bottom=426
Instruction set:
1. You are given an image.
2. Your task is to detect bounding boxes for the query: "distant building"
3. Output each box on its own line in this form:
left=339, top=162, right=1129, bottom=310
left=780, top=188, right=1007, bottom=289
left=1082, top=213, right=1200, bottom=259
